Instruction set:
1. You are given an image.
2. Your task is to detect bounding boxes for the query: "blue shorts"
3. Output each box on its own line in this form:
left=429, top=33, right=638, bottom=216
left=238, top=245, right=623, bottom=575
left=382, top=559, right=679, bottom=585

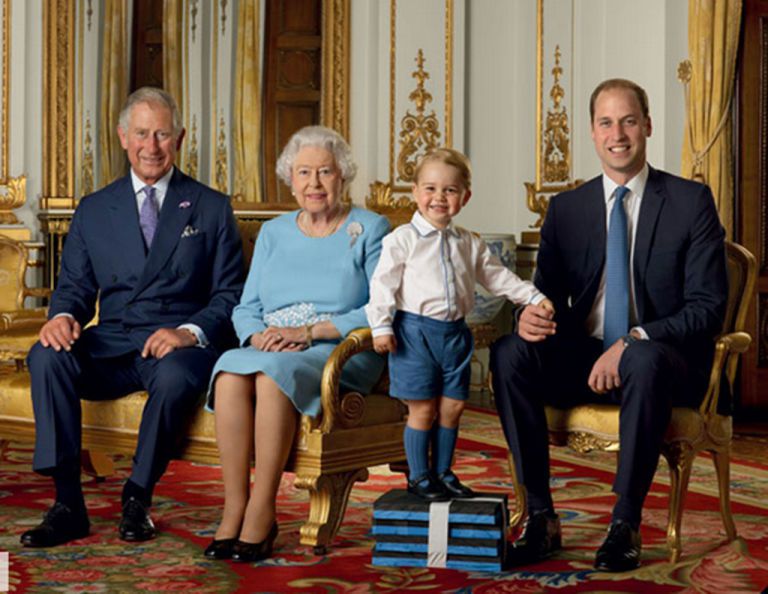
left=388, top=311, right=474, bottom=401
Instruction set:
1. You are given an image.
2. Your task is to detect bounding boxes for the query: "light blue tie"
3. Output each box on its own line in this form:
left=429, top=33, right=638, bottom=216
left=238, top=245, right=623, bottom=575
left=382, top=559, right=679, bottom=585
left=603, top=186, right=630, bottom=350
left=139, top=186, right=159, bottom=249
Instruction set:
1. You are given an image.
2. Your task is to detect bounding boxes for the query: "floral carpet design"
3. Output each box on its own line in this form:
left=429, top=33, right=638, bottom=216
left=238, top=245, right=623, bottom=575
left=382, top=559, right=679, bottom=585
left=1, top=408, right=767, bottom=592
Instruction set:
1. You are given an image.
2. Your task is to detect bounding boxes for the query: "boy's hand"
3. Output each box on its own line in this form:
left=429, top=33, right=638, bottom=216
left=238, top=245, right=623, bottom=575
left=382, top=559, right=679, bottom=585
left=373, top=334, right=397, bottom=354
left=517, top=302, right=556, bottom=342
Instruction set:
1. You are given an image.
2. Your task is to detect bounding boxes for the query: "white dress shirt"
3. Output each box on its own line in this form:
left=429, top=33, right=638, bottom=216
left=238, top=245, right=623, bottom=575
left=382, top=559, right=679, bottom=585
left=584, top=163, right=649, bottom=340
left=366, top=211, right=546, bottom=337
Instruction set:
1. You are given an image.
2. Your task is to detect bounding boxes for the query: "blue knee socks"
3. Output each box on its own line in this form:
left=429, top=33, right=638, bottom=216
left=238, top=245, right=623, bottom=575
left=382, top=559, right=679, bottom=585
left=433, top=425, right=458, bottom=475
left=404, top=426, right=430, bottom=481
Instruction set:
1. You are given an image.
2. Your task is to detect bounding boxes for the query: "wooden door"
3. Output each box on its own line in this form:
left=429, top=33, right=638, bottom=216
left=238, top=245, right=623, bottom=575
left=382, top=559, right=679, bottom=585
left=736, top=0, right=768, bottom=414
left=263, top=0, right=323, bottom=204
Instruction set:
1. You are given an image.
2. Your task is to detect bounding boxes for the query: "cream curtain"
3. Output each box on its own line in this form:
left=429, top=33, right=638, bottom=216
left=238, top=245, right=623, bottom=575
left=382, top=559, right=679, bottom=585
left=681, top=0, right=742, bottom=238
left=232, top=0, right=263, bottom=202
left=163, top=0, right=184, bottom=120
left=99, top=0, right=131, bottom=185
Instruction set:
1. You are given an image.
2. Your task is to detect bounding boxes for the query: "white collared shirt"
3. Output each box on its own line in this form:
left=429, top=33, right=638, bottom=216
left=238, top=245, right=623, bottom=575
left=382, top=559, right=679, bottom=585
left=585, top=163, right=649, bottom=340
left=366, top=211, right=546, bottom=337
left=130, top=167, right=174, bottom=214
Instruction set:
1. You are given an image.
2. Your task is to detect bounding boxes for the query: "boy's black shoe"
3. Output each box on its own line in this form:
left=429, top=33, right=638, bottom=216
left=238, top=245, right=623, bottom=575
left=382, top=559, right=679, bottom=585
left=407, top=474, right=450, bottom=501
left=437, top=470, right=475, bottom=498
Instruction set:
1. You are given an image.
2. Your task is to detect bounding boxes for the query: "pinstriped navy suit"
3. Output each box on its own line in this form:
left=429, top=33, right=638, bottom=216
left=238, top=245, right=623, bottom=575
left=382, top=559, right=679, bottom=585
left=28, top=168, right=244, bottom=489
left=490, top=166, right=728, bottom=506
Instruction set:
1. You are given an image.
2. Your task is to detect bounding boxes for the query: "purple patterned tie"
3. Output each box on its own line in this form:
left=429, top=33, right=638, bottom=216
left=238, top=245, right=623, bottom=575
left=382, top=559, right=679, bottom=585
left=139, top=186, right=159, bottom=249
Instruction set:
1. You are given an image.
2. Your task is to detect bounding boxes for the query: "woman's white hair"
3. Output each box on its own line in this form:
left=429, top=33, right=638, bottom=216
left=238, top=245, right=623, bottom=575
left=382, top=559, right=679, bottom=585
left=276, top=125, right=357, bottom=190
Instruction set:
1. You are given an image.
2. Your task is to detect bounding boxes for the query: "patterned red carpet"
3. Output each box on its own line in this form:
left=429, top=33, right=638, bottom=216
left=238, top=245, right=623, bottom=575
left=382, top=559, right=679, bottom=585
left=2, top=408, right=767, bottom=592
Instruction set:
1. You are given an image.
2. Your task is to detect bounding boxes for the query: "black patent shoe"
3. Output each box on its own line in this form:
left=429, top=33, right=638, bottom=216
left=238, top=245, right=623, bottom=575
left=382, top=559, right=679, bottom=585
left=20, top=502, right=90, bottom=548
left=507, top=510, right=562, bottom=566
left=594, top=520, right=641, bottom=572
left=119, top=497, right=156, bottom=542
left=437, top=471, right=475, bottom=498
left=407, top=474, right=450, bottom=502
left=231, top=522, right=278, bottom=563
left=204, top=537, right=237, bottom=560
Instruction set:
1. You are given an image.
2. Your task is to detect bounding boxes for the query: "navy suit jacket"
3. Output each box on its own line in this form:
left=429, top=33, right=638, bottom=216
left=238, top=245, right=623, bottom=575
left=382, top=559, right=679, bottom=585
left=49, top=168, right=245, bottom=358
left=536, top=166, right=728, bottom=377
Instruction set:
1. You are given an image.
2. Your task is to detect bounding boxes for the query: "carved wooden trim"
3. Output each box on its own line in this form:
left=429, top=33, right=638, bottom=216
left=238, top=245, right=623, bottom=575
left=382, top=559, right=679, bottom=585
left=759, top=292, right=768, bottom=367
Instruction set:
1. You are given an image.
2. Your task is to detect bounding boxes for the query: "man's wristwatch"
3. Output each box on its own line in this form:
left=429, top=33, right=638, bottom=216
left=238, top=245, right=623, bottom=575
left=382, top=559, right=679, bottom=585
left=622, top=334, right=639, bottom=348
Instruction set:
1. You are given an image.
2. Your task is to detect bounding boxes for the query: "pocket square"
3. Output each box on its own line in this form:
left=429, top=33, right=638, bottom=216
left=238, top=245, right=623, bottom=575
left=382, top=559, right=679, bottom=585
left=179, top=201, right=192, bottom=209
left=181, top=225, right=200, bottom=238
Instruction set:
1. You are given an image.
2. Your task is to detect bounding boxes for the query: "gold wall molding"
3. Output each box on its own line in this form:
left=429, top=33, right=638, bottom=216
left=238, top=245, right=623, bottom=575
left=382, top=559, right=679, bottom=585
left=42, top=0, right=76, bottom=209
left=525, top=0, right=581, bottom=229
left=220, top=0, right=228, bottom=36
left=190, top=0, right=198, bottom=43
left=1, top=0, right=9, bottom=182
left=0, top=175, right=25, bottom=224
left=86, top=0, right=93, bottom=31
left=322, top=0, right=350, bottom=139
left=396, top=49, right=441, bottom=184
left=444, top=0, right=453, bottom=147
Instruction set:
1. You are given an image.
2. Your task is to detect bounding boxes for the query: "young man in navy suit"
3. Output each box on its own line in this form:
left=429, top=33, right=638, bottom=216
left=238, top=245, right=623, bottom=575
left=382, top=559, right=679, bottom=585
left=21, top=87, right=244, bottom=547
left=491, top=79, right=728, bottom=571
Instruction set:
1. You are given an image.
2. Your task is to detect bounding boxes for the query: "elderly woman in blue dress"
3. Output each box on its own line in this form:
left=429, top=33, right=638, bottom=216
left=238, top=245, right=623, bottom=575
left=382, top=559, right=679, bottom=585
left=203, top=126, right=390, bottom=563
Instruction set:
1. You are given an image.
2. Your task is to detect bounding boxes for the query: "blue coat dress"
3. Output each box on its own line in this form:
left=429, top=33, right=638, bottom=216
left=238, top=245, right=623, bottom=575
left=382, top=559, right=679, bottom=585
left=207, top=207, right=390, bottom=417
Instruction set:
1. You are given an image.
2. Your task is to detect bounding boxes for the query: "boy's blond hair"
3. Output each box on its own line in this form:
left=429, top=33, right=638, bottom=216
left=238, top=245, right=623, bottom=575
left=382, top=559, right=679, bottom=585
left=413, top=147, right=472, bottom=189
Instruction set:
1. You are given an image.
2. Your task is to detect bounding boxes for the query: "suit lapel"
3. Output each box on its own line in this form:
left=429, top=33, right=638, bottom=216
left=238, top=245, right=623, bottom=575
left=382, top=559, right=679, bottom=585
left=584, top=178, right=607, bottom=289
left=131, top=169, right=196, bottom=298
left=108, top=176, right=146, bottom=279
left=633, top=166, right=665, bottom=321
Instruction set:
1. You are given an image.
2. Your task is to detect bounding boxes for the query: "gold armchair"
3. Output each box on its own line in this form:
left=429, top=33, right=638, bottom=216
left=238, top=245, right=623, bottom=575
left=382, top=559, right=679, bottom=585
left=507, top=240, right=757, bottom=562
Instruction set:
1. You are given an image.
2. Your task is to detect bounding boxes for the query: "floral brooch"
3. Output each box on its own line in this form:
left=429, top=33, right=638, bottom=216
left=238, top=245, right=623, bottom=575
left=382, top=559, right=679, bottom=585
left=347, top=221, right=363, bottom=246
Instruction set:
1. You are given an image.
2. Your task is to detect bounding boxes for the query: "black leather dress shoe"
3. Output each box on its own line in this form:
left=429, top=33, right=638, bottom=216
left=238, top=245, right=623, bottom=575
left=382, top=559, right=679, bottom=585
left=20, top=502, right=90, bottom=548
left=507, top=510, right=562, bottom=565
left=407, top=474, right=450, bottom=502
left=594, top=520, right=641, bottom=572
left=437, top=471, right=475, bottom=498
left=119, top=497, right=156, bottom=542
left=204, top=537, right=237, bottom=560
left=231, top=522, right=278, bottom=563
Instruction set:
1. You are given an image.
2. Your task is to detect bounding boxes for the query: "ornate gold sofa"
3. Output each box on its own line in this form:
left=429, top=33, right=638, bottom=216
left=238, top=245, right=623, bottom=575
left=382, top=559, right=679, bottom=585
left=0, top=214, right=407, bottom=555
left=505, top=240, right=756, bottom=562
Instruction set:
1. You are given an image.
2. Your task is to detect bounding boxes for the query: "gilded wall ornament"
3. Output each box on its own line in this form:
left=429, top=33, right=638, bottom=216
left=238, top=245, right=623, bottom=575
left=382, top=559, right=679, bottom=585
left=81, top=114, right=93, bottom=196
left=396, top=49, right=441, bottom=185
left=0, top=175, right=26, bottom=224
left=542, top=46, right=570, bottom=183
left=186, top=115, right=199, bottom=181
left=190, top=0, right=198, bottom=43
left=215, top=115, right=228, bottom=193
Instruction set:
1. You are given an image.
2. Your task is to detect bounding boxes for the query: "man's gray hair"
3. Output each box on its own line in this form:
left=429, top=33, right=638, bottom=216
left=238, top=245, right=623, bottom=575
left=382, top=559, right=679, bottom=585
left=118, top=87, right=183, bottom=136
left=276, top=125, right=357, bottom=190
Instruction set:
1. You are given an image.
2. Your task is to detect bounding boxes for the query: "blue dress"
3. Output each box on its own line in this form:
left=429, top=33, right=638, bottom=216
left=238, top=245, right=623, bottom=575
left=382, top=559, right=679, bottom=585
left=207, top=207, right=390, bottom=417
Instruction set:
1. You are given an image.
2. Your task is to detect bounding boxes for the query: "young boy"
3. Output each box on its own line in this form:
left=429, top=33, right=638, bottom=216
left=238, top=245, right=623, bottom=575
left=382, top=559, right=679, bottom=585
left=366, top=148, right=555, bottom=501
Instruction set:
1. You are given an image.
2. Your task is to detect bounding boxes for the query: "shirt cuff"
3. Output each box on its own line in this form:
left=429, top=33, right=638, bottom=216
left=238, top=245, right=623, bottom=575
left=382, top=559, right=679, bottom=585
left=630, top=326, right=649, bottom=340
left=371, top=325, right=394, bottom=338
left=53, top=312, right=75, bottom=320
left=178, top=323, right=208, bottom=347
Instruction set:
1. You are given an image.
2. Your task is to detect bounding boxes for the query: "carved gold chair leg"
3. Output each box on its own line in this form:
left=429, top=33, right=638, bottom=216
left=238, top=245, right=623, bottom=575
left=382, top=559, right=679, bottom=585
left=0, top=438, right=8, bottom=459
left=294, top=467, right=368, bottom=554
left=80, top=449, right=116, bottom=481
left=506, top=452, right=527, bottom=530
left=711, top=446, right=738, bottom=541
left=662, top=443, right=694, bottom=563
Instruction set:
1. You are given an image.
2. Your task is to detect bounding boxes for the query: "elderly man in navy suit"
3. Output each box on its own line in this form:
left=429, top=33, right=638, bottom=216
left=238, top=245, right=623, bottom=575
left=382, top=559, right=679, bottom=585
left=21, top=87, right=244, bottom=547
left=491, top=79, right=728, bottom=571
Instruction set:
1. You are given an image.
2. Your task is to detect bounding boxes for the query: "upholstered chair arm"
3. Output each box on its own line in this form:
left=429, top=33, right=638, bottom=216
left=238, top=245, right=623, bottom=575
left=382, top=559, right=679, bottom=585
left=699, top=331, right=752, bottom=416
left=0, top=309, right=47, bottom=331
left=317, top=327, right=375, bottom=434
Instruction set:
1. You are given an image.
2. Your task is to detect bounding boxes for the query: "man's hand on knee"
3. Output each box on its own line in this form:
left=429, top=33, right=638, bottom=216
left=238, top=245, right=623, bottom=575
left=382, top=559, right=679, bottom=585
left=39, top=316, right=81, bottom=352
left=517, top=303, right=556, bottom=342
left=141, top=328, right=198, bottom=359
left=588, top=340, right=624, bottom=394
